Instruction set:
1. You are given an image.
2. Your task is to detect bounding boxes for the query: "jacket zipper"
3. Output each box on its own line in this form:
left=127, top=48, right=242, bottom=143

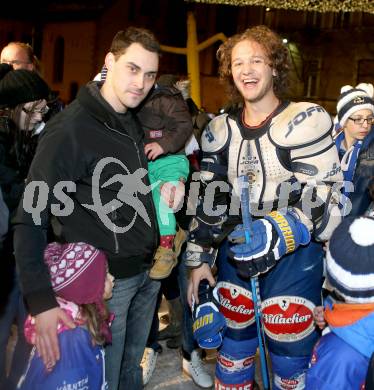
left=104, top=122, right=159, bottom=249
left=111, top=206, right=119, bottom=254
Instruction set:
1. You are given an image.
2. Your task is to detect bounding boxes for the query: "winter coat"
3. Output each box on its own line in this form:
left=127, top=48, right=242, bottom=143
left=305, top=303, right=374, bottom=389
left=14, top=81, right=158, bottom=315
left=350, top=131, right=374, bottom=216
left=19, top=298, right=107, bottom=390
left=18, top=328, right=105, bottom=390
left=137, top=85, right=193, bottom=154
left=336, top=130, right=374, bottom=217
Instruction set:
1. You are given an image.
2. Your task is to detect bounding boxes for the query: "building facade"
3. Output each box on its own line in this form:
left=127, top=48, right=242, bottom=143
left=1, top=0, right=373, bottom=114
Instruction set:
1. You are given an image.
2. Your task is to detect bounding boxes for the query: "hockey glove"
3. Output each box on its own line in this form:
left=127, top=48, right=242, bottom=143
left=183, top=216, right=224, bottom=268
left=192, top=281, right=226, bottom=349
left=229, top=210, right=310, bottom=278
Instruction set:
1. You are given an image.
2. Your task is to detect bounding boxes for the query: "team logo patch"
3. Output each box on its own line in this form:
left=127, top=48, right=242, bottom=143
left=216, top=282, right=255, bottom=329
left=217, top=355, right=234, bottom=369
left=217, top=354, right=254, bottom=372
left=274, top=374, right=305, bottom=390
left=149, top=130, right=163, bottom=139
left=262, top=296, right=315, bottom=342
left=238, top=158, right=259, bottom=179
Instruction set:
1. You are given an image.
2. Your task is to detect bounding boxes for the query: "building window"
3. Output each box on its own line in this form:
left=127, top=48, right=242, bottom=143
left=357, top=59, right=374, bottom=84
left=304, top=60, right=320, bottom=98
left=53, top=36, right=64, bottom=83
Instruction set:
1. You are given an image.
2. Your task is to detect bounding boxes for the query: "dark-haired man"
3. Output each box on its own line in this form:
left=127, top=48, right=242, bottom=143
left=14, top=27, right=162, bottom=389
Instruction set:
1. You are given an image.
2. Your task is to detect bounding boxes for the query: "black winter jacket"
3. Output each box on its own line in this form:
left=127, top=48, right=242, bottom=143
left=14, top=82, right=158, bottom=315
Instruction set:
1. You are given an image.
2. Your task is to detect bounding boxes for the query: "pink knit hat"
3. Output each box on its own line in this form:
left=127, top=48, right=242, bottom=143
left=44, top=242, right=113, bottom=343
left=44, top=242, right=107, bottom=306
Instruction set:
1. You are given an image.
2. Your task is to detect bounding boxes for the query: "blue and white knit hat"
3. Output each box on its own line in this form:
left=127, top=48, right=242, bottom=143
left=326, top=216, right=374, bottom=303
left=336, top=83, right=374, bottom=128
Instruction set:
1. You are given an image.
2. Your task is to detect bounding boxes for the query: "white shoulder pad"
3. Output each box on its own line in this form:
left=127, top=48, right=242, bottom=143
left=201, top=114, right=230, bottom=153
left=269, top=102, right=333, bottom=149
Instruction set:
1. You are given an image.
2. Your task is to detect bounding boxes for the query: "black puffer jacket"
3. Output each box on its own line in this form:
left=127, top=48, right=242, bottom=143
left=14, top=82, right=158, bottom=315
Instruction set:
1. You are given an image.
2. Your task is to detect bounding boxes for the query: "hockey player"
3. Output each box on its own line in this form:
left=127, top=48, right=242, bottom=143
left=185, top=25, right=343, bottom=389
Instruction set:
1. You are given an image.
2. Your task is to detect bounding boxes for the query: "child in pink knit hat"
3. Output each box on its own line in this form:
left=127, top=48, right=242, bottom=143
left=18, top=242, right=114, bottom=390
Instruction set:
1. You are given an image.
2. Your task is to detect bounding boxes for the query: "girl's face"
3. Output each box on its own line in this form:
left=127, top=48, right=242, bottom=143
left=13, top=99, right=48, bottom=131
left=103, top=272, right=115, bottom=300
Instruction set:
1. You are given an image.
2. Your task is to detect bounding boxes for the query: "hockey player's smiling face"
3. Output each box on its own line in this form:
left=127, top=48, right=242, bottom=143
left=231, top=39, right=274, bottom=103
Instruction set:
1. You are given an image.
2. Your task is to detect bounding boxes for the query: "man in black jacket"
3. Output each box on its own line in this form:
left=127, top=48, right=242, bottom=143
left=14, top=27, right=162, bottom=390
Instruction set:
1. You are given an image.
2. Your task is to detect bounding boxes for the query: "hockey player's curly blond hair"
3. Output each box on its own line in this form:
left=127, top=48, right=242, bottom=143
left=217, top=25, right=290, bottom=103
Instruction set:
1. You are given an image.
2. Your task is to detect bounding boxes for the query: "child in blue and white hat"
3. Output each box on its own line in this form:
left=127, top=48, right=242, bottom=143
left=306, top=216, right=374, bottom=390
left=334, top=83, right=374, bottom=217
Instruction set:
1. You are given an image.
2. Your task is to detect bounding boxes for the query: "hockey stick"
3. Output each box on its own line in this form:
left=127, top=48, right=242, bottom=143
left=239, top=175, right=270, bottom=390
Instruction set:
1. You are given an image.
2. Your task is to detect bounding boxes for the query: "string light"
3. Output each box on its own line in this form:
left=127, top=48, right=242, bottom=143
left=186, top=0, right=374, bottom=14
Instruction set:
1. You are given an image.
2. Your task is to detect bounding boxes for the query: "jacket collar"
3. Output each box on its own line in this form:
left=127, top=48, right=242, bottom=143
left=77, top=81, right=136, bottom=132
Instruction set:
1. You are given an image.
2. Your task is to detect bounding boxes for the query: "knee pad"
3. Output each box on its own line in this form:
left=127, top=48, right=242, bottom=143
left=270, top=352, right=310, bottom=390
left=215, top=337, right=258, bottom=388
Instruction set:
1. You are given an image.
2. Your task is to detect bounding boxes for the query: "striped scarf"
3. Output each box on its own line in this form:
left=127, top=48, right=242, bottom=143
left=335, top=131, right=363, bottom=215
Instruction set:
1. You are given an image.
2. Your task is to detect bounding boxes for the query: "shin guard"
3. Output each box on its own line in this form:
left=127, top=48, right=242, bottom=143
left=215, top=337, right=258, bottom=389
left=271, top=352, right=310, bottom=390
